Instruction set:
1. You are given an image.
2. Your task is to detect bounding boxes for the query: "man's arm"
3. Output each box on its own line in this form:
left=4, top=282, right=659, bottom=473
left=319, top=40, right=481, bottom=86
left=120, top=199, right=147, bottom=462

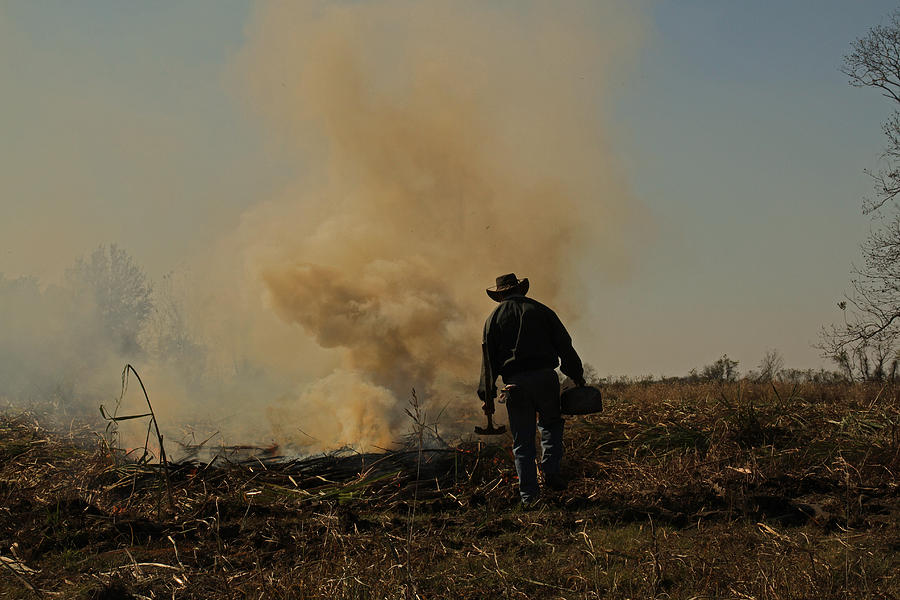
left=478, top=341, right=496, bottom=403
left=548, top=308, right=585, bottom=386
left=477, top=319, right=496, bottom=402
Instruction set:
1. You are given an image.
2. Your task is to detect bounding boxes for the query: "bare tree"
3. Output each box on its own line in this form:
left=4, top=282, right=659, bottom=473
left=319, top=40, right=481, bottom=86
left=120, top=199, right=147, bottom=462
left=66, top=244, right=153, bottom=356
left=844, top=13, right=900, bottom=213
left=821, top=11, right=900, bottom=378
left=756, top=349, right=784, bottom=382
left=141, top=270, right=207, bottom=374
left=699, top=354, right=739, bottom=382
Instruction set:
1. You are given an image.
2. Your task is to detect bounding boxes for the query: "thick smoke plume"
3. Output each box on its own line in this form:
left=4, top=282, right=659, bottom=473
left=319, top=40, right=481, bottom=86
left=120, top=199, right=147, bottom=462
left=234, top=0, right=646, bottom=450
left=0, top=1, right=645, bottom=454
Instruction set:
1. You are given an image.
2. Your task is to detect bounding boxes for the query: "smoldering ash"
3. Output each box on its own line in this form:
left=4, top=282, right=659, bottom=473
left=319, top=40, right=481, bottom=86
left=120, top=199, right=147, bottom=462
left=235, top=0, right=645, bottom=451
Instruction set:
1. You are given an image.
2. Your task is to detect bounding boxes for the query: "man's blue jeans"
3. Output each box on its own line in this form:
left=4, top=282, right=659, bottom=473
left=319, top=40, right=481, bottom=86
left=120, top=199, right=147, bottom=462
left=502, top=368, right=563, bottom=502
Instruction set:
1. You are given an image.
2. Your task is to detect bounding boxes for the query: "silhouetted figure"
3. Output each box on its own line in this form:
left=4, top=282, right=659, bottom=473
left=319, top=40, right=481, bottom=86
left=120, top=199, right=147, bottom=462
left=478, top=273, right=585, bottom=505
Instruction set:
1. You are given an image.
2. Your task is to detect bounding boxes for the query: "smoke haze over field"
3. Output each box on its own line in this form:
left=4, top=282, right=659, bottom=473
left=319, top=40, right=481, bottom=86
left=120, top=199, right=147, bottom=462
left=0, top=1, right=646, bottom=452
left=4, top=1, right=898, bottom=446
left=235, top=0, right=646, bottom=449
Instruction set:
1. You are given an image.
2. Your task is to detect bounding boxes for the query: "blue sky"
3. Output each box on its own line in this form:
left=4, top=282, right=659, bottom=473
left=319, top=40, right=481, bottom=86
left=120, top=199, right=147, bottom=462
left=598, top=2, right=898, bottom=374
left=1, top=1, right=898, bottom=376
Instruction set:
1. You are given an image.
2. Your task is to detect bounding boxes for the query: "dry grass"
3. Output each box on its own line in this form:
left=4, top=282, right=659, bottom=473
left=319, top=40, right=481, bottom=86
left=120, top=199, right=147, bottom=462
left=0, top=380, right=898, bottom=599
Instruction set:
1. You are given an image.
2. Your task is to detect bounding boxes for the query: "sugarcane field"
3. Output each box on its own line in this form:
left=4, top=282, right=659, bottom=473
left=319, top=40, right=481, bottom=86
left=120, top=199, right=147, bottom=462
left=4, top=2, right=900, bottom=599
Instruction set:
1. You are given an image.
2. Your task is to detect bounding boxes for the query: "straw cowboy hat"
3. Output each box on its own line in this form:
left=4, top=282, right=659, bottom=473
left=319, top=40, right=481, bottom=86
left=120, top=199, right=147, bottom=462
left=486, top=273, right=529, bottom=302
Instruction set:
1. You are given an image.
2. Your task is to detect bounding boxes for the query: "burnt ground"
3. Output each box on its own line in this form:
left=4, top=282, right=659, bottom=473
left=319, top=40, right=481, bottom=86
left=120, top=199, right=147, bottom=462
left=0, top=380, right=898, bottom=599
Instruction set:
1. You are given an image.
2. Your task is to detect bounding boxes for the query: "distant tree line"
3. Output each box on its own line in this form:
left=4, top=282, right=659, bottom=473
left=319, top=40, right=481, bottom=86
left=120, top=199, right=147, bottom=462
left=588, top=349, right=848, bottom=386
left=0, top=244, right=206, bottom=415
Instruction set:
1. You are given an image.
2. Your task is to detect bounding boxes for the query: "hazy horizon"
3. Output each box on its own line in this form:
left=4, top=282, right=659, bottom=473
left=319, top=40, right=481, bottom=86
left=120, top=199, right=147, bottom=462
left=2, top=2, right=898, bottom=450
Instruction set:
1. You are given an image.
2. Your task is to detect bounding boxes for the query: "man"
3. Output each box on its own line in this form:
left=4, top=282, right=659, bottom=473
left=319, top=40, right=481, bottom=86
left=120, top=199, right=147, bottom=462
left=478, top=273, right=585, bottom=505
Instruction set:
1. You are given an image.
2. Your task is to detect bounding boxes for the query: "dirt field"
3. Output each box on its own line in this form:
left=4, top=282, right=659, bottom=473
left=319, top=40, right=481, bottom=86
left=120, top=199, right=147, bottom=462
left=1, top=380, right=898, bottom=599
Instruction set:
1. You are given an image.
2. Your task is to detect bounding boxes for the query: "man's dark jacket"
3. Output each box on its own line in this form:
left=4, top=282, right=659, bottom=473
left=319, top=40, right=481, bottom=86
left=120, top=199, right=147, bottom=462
left=478, top=295, right=584, bottom=401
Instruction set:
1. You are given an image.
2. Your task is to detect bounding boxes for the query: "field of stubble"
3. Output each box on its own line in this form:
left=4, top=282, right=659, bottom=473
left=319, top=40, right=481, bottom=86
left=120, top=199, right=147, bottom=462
left=1, top=380, right=898, bottom=599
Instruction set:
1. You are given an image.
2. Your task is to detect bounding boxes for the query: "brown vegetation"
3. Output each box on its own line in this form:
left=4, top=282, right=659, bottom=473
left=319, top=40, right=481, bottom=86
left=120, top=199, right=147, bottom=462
left=1, top=380, right=898, bottom=598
